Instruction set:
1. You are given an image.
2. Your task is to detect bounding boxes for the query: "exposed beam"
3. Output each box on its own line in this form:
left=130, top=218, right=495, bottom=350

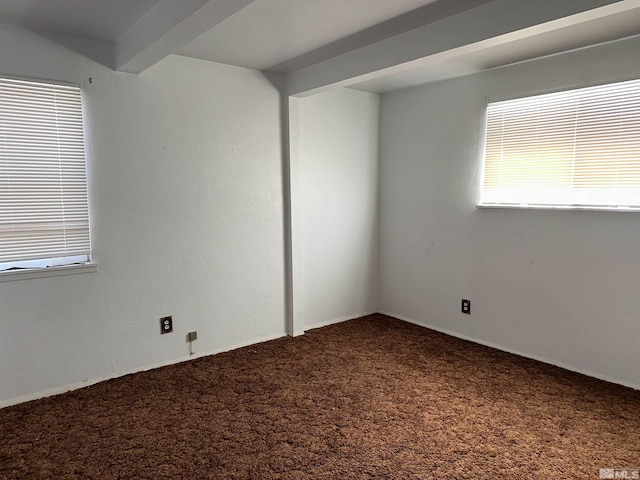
left=268, top=0, right=495, bottom=74
left=282, top=0, right=624, bottom=97
left=115, top=0, right=255, bottom=74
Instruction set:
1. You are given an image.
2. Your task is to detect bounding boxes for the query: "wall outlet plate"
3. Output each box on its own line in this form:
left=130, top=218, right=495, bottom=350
left=187, top=331, right=197, bottom=342
left=160, top=316, right=173, bottom=334
left=461, top=299, right=471, bottom=315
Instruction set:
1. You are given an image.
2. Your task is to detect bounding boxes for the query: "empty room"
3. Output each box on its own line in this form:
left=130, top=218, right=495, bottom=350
left=1, top=0, right=639, bottom=478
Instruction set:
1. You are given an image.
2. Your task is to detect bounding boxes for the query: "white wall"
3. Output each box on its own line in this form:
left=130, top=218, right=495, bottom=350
left=379, top=35, right=640, bottom=388
left=0, top=24, right=286, bottom=406
left=298, top=89, right=380, bottom=329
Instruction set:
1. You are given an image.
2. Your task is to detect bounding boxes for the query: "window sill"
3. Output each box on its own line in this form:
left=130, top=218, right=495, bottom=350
left=0, top=263, right=98, bottom=283
left=477, top=204, right=640, bottom=213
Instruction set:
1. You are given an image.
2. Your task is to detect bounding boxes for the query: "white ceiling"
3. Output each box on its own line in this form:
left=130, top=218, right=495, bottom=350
left=0, top=0, right=639, bottom=94
left=350, top=5, right=640, bottom=93
left=0, top=0, right=159, bottom=41
left=177, top=0, right=442, bottom=73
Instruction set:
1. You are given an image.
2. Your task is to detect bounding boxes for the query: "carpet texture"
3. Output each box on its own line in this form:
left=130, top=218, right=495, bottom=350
left=1, top=314, right=639, bottom=479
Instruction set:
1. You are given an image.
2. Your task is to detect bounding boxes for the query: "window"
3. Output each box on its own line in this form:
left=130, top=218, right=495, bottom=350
left=481, top=78, right=640, bottom=210
left=0, top=77, right=91, bottom=271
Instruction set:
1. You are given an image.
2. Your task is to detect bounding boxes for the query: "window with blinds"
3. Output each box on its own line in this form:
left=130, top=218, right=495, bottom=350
left=0, top=77, right=90, bottom=270
left=481, top=78, right=640, bottom=210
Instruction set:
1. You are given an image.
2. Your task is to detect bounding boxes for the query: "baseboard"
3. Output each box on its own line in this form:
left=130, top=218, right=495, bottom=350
left=305, top=311, right=377, bottom=332
left=379, top=310, right=640, bottom=391
left=7, top=309, right=636, bottom=408
left=0, top=331, right=287, bottom=409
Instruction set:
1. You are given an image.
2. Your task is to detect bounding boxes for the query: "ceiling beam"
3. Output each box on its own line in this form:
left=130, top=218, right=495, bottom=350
left=115, top=0, right=255, bottom=74
left=282, top=0, right=625, bottom=97
left=268, top=0, right=495, bottom=75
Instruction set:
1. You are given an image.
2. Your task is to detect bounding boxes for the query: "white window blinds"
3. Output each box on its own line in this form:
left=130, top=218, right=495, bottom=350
left=482, top=78, right=640, bottom=209
left=0, top=77, right=90, bottom=266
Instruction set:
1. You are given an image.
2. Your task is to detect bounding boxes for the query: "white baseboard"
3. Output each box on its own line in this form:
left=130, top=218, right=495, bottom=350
left=304, top=311, right=377, bottom=332
left=7, top=309, right=637, bottom=408
left=0, top=331, right=287, bottom=409
left=379, top=310, right=640, bottom=391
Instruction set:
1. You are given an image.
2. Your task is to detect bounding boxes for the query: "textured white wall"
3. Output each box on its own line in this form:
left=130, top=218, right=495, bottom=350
left=0, top=25, right=286, bottom=406
left=298, top=89, right=380, bottom=329
left=379, top=35, right=640, bottom=388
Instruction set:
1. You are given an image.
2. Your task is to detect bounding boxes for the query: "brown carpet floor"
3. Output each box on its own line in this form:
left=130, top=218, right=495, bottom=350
left=1, top=314, right=639, bottom=479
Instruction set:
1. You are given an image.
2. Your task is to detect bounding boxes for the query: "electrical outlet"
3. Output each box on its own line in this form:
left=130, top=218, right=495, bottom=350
left=160, top=316, right=173, bottom=334
left=187, top=331, right=197, bottom=342
left=461, top=299, right=471, bottom=315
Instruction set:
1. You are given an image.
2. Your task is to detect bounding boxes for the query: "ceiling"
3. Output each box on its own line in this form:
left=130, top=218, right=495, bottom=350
left=0, top=0, right=159, bottom=41
left=0, top=0, right=639, bottom=94
left=350, top=5, right=640, bottom=93
left=177, top=0, right=443, bottom=73
left=0, top=0, right=496, bottom=74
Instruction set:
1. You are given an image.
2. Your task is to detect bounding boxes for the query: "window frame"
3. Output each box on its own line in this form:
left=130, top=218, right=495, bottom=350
left=477, top=76, right=640, bottom=212
left=0, top=74, right=96, bottom=280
